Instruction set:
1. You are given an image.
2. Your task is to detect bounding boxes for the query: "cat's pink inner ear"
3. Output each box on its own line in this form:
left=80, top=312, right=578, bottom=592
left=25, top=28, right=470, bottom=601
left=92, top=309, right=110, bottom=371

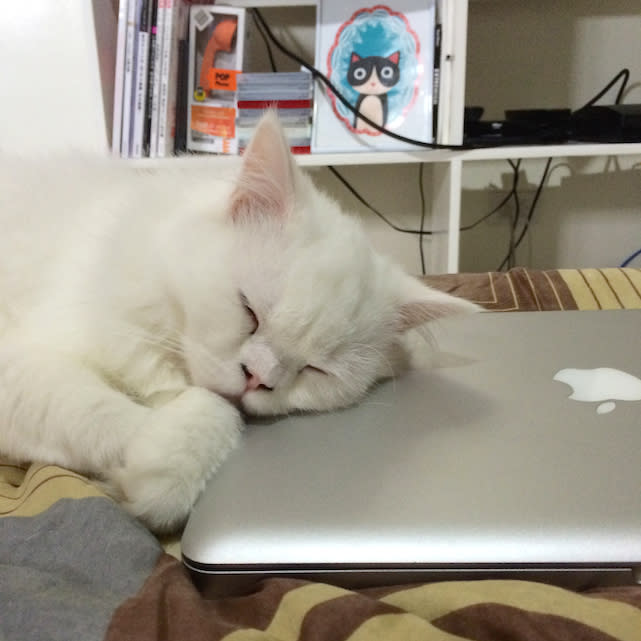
left=229, top=112, right=295, bottom=223
left=388, top=51, right=400, bottom=64
left=351, top=52, right=361, bottom=63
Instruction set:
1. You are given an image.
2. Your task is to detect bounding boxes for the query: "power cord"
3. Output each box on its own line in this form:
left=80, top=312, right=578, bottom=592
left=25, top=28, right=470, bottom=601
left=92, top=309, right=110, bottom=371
left=620, top=247, right=641, bottom=268
left=576, top=68, right=630, bottom=111
left=328, top=164, right=525, bottom=272
left=250, top=10, right=635, bottom=272
left=251, top=8, right=470, bottom=151
left=497, top=158, right=552, bottom=271
left=251, top=10, right=278, bottom=72
left=418, top=163, right=428, bottom=274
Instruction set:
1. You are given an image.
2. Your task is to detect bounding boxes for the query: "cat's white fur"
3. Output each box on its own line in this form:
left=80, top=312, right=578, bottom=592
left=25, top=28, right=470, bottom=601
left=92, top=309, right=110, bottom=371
left=0, top=112, right=477, bottom=532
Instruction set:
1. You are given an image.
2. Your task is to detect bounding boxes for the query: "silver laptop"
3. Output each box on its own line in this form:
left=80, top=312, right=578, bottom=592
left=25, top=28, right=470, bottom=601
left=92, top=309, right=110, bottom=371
left=182, top=310, right=641, bottom=596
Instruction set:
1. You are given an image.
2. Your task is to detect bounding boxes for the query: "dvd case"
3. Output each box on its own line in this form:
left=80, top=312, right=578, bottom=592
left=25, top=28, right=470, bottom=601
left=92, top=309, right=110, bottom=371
left=312, top=1, right=435, bottom=153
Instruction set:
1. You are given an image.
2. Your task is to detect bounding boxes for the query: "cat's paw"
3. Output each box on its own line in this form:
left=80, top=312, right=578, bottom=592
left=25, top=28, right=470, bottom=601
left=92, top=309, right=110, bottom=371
left=111, top=387, right=243, bottom=532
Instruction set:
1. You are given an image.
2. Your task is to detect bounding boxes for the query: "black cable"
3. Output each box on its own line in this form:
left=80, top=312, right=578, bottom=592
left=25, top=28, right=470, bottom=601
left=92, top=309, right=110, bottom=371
left=507, top=159, right=522, bottom=270
left=576, top=68, right=630, bottom=111
left=328, top=165, right=519, bottom=240
left=327, top=166, right=434, bottom=236
left=512, top=157, right=552, bottom=251
left=251, top=8, right=471, bottom=151
left=251, top=10, right=278, bottom=72
left=497, top=157, right=552, bottom=271
left=253, top=7, right=635, bottom=155
left=459, top=189, right=516, bottom=232
left=418, top=163, right=427, bottom=274
left=252, top=9, right=635, bottom=270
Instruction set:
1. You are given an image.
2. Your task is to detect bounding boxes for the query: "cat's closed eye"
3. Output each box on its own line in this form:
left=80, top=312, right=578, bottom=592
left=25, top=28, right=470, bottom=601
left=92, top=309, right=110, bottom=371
left=240, top=293, right=258, bottom=334
left=301, top=364, right=328, bottom=376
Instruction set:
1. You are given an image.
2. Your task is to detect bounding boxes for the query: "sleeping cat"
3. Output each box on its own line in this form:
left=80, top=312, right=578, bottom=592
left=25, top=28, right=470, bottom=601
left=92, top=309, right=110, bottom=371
left=0, top=112, right=477, bottom=532
left=348, top=51, right=401, bottom=133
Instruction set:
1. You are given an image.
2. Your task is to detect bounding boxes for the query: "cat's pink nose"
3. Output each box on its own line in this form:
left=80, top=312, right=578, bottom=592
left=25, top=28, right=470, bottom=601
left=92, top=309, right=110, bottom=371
left=241, top=364, right=273, bottom=392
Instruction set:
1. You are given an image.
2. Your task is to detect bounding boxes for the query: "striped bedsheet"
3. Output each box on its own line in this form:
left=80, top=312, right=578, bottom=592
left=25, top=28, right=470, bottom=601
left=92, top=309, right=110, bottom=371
left=423, top=267, right=641, bottom=312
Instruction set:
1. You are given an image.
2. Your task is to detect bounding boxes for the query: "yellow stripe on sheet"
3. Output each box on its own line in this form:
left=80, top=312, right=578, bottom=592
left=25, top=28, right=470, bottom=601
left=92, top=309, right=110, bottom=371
left=223, top=583, right=353, bottom=641
left=582, top=268, right=623, bottom=309
left=558, top=269, right=601, bottom=310
left=222, top=630, right=282, bottom=641
left=600, top=268, right=641, bottom=308
left=0, top=461, right=105, bottom=517
left=346, top=612, right=469, bottom=641
left=623, top=268, right=641, bottom=298
left=381, top=579, right=641, bottom=641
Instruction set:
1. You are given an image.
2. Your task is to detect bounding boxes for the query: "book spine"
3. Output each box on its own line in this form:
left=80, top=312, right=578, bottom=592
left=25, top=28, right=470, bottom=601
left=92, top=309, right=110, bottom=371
left=157, top=0, right=180, bottom=157
left=173, top=36, right=189, bottom=154
left=433, top=22, right=442, bottom=141
left=132, top=0, right=152, bottom=158
left=111, top=0, right=129, bottom=156
left=143, top=0, right=158, bottom=156
left=149, top=0, right=167, bottom=157
left=120, top=0, right=139, bottom=157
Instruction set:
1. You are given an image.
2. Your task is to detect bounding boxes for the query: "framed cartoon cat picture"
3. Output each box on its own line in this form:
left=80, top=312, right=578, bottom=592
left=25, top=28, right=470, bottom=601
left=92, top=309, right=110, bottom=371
left=312, top=1, right=435, bottom=153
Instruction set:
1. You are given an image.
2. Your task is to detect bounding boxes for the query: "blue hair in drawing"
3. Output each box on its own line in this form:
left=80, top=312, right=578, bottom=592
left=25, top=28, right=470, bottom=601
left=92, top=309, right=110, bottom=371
left=327, top=5, right=422, bottom=135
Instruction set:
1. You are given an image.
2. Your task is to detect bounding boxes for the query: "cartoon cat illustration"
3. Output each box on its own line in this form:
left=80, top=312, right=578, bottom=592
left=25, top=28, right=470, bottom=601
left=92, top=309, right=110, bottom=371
left=347, top=51, right=401, bottom=133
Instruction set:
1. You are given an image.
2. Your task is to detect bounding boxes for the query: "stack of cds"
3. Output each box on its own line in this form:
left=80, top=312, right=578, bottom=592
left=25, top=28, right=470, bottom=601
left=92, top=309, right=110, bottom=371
left=236, top=71, right=313, bottom=154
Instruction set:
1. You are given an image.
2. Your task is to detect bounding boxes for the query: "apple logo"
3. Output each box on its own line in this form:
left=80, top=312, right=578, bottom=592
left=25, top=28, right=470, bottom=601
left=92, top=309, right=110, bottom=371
left=553, top=367, right=641, bottom=414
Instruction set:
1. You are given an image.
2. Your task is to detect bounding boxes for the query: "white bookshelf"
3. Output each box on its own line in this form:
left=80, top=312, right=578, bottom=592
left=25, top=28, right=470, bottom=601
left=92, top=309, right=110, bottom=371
left=114, top=1, right=641, bottom=272
left=3, top=0, right=637, bottom=274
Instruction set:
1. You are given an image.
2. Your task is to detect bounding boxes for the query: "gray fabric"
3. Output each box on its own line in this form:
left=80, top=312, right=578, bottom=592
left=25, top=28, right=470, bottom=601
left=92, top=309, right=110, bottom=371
left=0, top=497, right=161, bottom=641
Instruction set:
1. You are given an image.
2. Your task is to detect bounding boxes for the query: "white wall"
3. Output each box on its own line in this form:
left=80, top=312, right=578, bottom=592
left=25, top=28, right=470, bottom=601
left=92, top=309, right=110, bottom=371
left=1, top=0, right=639, bottom=273
left=0, top=1, right=116, bottom=154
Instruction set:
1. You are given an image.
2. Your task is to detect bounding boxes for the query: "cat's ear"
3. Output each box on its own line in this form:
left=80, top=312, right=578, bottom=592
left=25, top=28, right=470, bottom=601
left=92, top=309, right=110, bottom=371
left=388, top=51, right=400, bottom=64
left=395, top=275, right=480, bottom=332
left=229, top=111, right=295, bottom=223
left=351, top=52, right=361, bottom=63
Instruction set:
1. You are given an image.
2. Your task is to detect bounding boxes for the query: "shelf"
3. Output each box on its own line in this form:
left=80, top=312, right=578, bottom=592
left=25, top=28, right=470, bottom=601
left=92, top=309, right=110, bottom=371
left=448, top=142, right=641, bottom=162
left=131, top=142, right=641, bottom=170
left=300, top=142, right=641, bottom=165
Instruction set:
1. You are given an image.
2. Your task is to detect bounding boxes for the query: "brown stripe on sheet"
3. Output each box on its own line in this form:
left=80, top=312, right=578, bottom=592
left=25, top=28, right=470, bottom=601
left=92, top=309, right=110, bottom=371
left=298, top=593, right=403, bottom=641
left=433, top=603, right=630, bottom=641
left=260, top=582, right=354, bottom=640
left=542, top=269, right=578, bottom=310
left=379, top=579, right=641, bottom=638
left=345, top=612, right=467, bottom=641
left=423, top=268, right=590, bottom=312
left=585, top=585, right=641, bottom=611
left=107, top=558, right=306, bottom=641
left=422, top=272, right=520, bottom=311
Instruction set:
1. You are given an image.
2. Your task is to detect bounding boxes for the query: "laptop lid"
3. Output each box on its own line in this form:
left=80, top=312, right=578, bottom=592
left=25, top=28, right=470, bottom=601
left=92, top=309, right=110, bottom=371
left=182, top=310, right=641, bottom=596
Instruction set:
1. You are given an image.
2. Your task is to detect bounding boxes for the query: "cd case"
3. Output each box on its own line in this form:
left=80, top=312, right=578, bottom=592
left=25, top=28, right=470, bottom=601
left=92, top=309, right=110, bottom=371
left=312, top=1, right=435, bottom=153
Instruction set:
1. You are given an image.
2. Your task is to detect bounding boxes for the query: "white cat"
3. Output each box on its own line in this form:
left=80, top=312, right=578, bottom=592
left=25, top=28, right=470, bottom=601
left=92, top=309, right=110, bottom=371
left=0, top=112, right=477, bottom=532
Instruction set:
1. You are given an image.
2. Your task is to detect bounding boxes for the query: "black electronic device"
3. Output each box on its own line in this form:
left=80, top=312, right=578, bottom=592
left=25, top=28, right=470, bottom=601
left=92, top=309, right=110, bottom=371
left=570, top=104, right=641, bottom=143
left=464, top=108, right=572, bottom=147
